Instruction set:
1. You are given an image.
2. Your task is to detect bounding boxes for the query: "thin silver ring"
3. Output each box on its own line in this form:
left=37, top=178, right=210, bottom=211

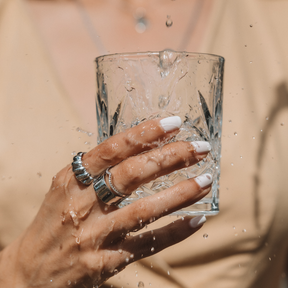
left=106, top=168, right=127, bottom=198
left=72, top=152, right=93, bottom=185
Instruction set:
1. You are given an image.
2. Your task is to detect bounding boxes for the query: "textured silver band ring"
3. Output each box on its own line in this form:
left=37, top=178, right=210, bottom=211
left=93, top=169, right=127, bottom=205
left=72, top=152, right=94, bottom=185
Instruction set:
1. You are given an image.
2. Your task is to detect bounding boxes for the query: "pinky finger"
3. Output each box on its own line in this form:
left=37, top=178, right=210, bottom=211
left=120, top=215, right=206, bottom=262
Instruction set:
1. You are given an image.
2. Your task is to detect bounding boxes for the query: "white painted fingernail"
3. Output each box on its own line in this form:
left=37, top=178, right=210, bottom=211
left=191, top=141, right=211, bottom=153
left=189, top=215, right=206, bottom=228
left=194, top=173, right=213, bottom=188
left=160, top=116, right=182, bottom=132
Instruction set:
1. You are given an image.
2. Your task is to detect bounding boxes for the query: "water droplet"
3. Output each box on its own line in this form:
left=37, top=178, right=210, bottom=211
left=67, top=280, right=71, bottom=285
left=118, top=249, right=123, bottom=254
left=153, top=236, right=156, bottom=241
left=139, top=234, right=143, bottom=239
left=138, top=281, right=145, bottom=287
left=250, top=24, right=253, bottom=27
left=249, top=61, right=253, bottom=64
left=242, top=229, right=247, bottom=233
left=233, top=226, right=236, bottom=229
left=231, top=163, right=234, bottom=166
left=166, top=16, right=173, bottom=27
left=266, top=117, right=269, bottom=120
left=37, top=172, right=42, bottom=178
left=240, top=155, right=243, bottom=159
left=151, top=247, right=155, bottom=252
left=167, top=270, right=170, bottom=275
left=235, top=233, right=238, bottom=236
left=125, top=257, right=129, bottom=263
left=234, top=132, right=238, bottom=136
left=280, top=122, right=284, bottom=126
left=114, top=269, right=118, bottom=275
left=268, top=257, right=272, bottom=261
left=252, top=136, right=255, bottom=140
left=50, top=279, right=53, bottom=283
left=229, top=120, right=232, bottom=123
left=203, top=233, right=208, bottom=239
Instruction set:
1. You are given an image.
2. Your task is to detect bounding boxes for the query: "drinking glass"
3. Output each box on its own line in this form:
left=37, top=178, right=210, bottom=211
left=95, top=50, right=224, bottom=215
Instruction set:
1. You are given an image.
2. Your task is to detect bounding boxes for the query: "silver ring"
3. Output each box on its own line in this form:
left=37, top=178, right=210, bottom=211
left=93, top=170, right=126, bottom=205
left=72, top=152, right=93, bottom=185
left=106, top=168, right=127, bottom=198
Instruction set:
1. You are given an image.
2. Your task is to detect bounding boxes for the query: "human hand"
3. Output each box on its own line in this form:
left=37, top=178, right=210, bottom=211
left=0, top=116, right=212, bottom=288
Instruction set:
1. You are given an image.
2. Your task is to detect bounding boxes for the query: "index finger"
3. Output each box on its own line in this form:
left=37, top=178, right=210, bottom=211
left=84, top=116, right=182, bottom=175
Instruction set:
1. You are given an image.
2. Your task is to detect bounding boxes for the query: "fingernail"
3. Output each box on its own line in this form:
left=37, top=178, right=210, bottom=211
left=160, top=116, right=182, bottom=132
left=194, top=173, right=213, bottom=188
left=189, top=215, right=206, bottom=228
left=191, top=141, right=211, bottom=153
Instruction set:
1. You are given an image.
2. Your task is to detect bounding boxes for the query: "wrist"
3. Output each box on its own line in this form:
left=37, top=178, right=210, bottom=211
left=0, top=238, right=28, bottom=287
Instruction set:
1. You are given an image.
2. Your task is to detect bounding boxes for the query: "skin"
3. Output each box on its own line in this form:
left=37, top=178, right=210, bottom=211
left=0, top=118, right=211, bottom=287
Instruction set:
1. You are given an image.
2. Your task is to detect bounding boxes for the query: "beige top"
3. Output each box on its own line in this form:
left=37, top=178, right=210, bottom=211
left=0, top=0, right=288, bottom=287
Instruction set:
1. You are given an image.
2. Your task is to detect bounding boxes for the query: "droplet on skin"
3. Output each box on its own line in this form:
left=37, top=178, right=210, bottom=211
left=113, top=269, right=118, bottom=275
left=166, top=16, right=173, bottom=27
left=67, top=280, right=71, bottom=286
left=203, top=233, right=208, bottom=239
left=231, top=163, right=234, bottom=166
left=240, top=155, right=243, bottom=159
left=118, top=249, right=123, bottom=254
left=151, top=247, right=155, bottom=252
left=280, top=122, right=284, bottom=126
left=266, top=117, right=269, bottom=120
left=167, top=271, right=170, bottom=275
left=250, top=24, right=253, bottom=27
left=125, top=257, right=129, bottom=263
left=252, top=136, right=255, bottom=140
left=138, top=281, right=145, bottom=287
left=229, top=120, right=232, bottom=123
left=37, top=172, right=42, bottom=177
left=234, top=132, right=237, bottom=136
left=242, top=229, right=247, bottom=233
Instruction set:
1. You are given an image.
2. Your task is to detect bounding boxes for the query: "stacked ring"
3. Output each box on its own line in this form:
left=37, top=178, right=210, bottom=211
left=72, top=152, right=94, bottom=185
left=93, top=169, right=127, bottom=206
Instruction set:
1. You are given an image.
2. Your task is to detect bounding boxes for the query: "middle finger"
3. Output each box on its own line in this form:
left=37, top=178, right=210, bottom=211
left=110, top=140, right=211, bottom=195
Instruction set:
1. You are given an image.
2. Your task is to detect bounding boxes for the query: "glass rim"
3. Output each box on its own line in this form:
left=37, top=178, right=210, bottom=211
left=95, top=50, right=225, bottom=63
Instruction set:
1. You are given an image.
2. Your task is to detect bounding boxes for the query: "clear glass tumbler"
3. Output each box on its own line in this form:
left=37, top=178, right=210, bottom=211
left=95, top=50, right=224, bottom=215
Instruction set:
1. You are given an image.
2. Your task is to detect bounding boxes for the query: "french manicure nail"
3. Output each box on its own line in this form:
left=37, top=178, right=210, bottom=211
left=160, top=116, right=182, bottom=132
left=194, top=173, right=213, bottom=188
left=191, top=141, right=211, bottom=153
left=189, top=215, right=206, bottom=228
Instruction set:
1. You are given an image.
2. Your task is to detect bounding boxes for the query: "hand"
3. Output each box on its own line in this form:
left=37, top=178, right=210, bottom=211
left=0, top=116, right=212, bottom=288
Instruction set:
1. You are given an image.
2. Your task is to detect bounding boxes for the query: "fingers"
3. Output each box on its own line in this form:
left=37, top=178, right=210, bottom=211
left=82, top=116, right=182, bottom=176
left=115, top=216, right=206, bottom=264
left=110, top=140, right=211, bottom=194
left=108, top=174, right=212, bottom=236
